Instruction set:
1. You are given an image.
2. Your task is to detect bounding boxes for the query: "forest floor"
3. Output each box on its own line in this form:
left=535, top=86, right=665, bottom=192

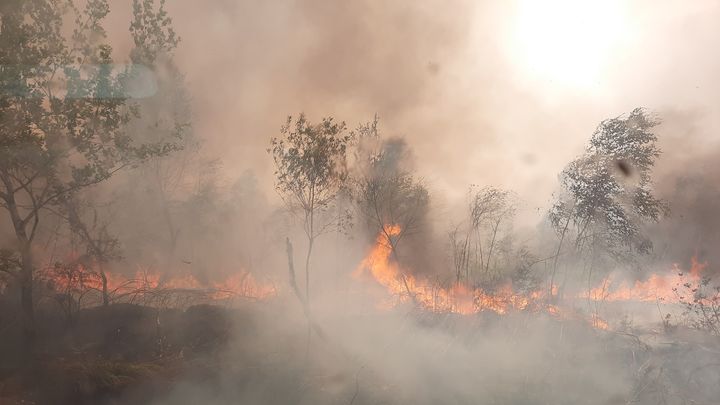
left=1, top=299, right=719, bottom=404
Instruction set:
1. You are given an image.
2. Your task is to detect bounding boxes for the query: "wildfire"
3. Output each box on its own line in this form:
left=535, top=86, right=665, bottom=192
left=353, top=225, right=551, bottom=316
left=41, top=262, right=277, bottom=306
left=354, top=225, right=710, bottom=331
left=583, top=257, right=707, bottom=303
left=590, top=313, right=610, bottom=330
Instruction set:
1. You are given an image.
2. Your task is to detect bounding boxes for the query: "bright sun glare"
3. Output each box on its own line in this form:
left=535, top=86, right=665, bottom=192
left=511, top=0, right=629, bottom=90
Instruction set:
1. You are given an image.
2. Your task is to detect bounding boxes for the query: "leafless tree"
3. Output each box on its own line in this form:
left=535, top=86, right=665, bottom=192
left=449, top=186, right=516, bottom=286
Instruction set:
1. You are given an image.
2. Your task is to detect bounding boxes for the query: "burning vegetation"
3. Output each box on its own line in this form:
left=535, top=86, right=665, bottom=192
left=355, top=224, right=714, bottom=333
left=2, top=1, right=720, bottom=404
left=39, top=261, right=277, bottom=308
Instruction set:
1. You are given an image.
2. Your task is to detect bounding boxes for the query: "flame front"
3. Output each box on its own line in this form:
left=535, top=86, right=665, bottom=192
left=354, top=225, right=549, bottom=315
left=355, top=225, right=710, bottom=330
left=41, top=262, right=277, bottom=306
left=583, top=257, right=707, bottom=303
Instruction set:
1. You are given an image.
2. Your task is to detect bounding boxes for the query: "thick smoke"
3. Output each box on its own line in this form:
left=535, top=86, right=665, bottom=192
left=649, top=108, right=720, bottom=274
left=102, top=0, right=720, bottom=222
left=4, top=1, right=720, bottom=404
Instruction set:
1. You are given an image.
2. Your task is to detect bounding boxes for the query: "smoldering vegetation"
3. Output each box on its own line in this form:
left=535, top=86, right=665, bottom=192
left=3, top=1, right=720, bottom=404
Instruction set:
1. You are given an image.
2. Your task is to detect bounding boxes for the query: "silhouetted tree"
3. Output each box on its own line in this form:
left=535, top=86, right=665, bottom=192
left=0, top=0, right=181, bottom=358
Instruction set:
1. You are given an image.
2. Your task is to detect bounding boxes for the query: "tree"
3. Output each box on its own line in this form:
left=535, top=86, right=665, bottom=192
left=269, top=114, right=352, bottom=306
left=449, top=186, right=516, bottom=286
left=0, top=249, right=21, bottom=294
left=62, top=196, right=121, bottom=307
left=349, top=119, right=430, bottom=299
left=0, top=0, right=180, bottom=358
left=126, top=0, right=192, bottom=270
left=353, top=139, right=429, bottom=263
left=548, top=108, right=667, bottom=296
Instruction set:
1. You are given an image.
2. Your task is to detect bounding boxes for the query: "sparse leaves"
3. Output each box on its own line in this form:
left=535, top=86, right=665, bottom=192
left=269, top=114, right=352, bottom=238
left=450, top=185, right=518, bottom=286
left=268, top=113, right=354, bottom=305
left=550, top=108, right=666, bottom=261
left=674, top=272, right=720, bottom=336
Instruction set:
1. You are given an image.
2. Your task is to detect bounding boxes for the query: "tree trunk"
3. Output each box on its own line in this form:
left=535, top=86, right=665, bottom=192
left=100, top=265, right=109, bottom=307
left=549, top=214, right=571, bottom=301
left=485, top=219, right=501, bottom=274
left=285, top=238, right=326, bottom=340
left=304, top=237, right=314, bottom=306
left=388, top=241, right=416, bottom=303
left=4, top=188, right=37, bottom=360
left=463, top=234, right=470, bottom=284
left=19, top=240, right=36, bottom=360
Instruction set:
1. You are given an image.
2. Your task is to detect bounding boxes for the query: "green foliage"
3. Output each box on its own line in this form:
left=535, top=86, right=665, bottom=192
left=0, top=0, right=183, bottom=243
left=129, top=0, right=179, bottom=65
left=0, top=0, right=184, bottom=354
left=269, top=114, right=352, bottom=238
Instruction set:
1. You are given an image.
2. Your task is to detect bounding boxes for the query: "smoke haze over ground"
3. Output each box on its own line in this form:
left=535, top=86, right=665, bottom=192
left=3, top=1, right=720, bottom=404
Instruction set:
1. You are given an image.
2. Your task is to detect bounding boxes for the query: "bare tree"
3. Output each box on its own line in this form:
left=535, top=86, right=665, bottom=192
left=674, top=272, right=720, bottom=336
left=449, top=186, right=516, bottom=286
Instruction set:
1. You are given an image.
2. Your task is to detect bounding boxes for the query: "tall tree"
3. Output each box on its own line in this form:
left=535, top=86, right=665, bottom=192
left=0, top=0, right=180, bottom=358
left=548, top=108, right=667, bottom=296
left=269, top=114, right=352, bottom=306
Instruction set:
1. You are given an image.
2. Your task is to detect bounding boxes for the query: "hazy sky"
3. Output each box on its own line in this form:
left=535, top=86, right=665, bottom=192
left=108, top=0, right=720, bottom=217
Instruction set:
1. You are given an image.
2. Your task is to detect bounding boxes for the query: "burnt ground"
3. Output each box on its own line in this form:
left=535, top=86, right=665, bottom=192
left=1, top=297, right=719, bottom=405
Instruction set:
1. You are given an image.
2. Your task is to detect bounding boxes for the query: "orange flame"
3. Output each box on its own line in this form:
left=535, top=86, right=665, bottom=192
left=355, top=225, right=710, bottom=332
left=583, top=256, right=707, bottom=303
left=41, top=261, right=276, bottom=305
left=590, top=313, right=610, bottom=330
left=354, top=225, right=551, bottom=315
